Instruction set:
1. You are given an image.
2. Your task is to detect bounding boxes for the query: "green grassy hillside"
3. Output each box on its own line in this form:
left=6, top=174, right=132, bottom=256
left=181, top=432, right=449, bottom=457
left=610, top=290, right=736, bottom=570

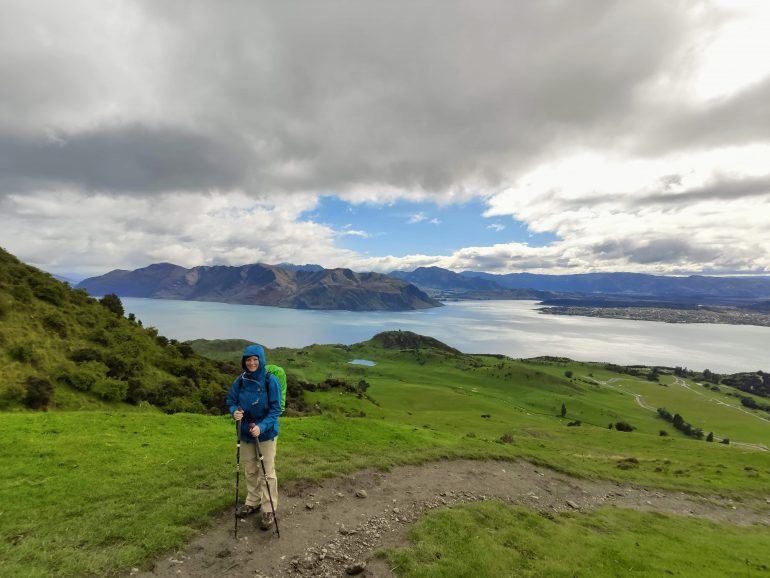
left=2, top=332, right=769, bottom=575
left=0, top=247, right=237, bottom=413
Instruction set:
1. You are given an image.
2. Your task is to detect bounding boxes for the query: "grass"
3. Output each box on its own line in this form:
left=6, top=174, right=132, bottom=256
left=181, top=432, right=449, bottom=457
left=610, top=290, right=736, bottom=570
left=383, top=501, right=770, bottom=577
left=2, top=338, right=769, bottom=575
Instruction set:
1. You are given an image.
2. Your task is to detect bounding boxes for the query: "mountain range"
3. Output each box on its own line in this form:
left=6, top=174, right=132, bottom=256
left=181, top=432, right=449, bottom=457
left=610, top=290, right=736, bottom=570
left=77, top=263, right=440, bottom=311
left=77, top=262, right=770, bottom=312
left=458, top=271, right=770, bottom=301
left=389, top=267, right=552, bottom=300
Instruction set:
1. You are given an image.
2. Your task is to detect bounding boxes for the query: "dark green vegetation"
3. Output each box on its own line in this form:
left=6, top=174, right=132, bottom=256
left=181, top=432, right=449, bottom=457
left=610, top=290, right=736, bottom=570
left=0, top=247, right=237, bottom=413
left=383, top=501, right=770, bottom=577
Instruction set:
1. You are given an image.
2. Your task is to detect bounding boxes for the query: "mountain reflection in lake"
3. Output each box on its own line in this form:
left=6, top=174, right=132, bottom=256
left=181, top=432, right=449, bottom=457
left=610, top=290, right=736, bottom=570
left=121, top=298, right=768, bottom=373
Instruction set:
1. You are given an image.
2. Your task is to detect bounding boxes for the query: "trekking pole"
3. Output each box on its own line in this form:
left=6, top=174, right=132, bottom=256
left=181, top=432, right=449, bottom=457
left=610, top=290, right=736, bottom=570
left=255, top=438, right=280, bottom=537
left=233, top=415, right=242, bottom=539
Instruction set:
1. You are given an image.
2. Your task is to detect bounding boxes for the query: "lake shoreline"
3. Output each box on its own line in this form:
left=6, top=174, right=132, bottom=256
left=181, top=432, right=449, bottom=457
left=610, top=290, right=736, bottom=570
left=539, top=305, right=770, bottom=327
left=120, top=298, right=770, bottom=373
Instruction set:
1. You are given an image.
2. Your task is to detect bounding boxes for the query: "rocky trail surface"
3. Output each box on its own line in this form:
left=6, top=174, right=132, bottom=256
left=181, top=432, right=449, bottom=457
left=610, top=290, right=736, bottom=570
left=132, top=460, right=770, bottom=578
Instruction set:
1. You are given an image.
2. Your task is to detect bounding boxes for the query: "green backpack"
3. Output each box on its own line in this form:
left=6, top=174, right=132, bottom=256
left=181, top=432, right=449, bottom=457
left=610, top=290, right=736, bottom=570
left=265, top=364, right=287, bottom=414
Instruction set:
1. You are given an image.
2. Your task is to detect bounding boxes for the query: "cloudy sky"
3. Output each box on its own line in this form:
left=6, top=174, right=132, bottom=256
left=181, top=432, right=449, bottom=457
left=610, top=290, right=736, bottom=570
left=2, top=0, right=769, bottom=280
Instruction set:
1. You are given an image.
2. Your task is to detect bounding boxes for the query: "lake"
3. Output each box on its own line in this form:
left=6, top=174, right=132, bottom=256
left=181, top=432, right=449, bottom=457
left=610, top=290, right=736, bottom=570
left=122, top=298, right=768, bottom=373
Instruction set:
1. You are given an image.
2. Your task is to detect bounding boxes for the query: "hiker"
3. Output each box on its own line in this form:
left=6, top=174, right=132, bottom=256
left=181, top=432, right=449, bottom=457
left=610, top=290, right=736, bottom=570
left=227, top=344, right=281, bottom=531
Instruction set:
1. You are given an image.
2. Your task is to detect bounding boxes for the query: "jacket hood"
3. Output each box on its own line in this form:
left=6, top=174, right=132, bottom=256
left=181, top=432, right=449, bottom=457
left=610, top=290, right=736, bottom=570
left=241, top=343, right=267, bottom=383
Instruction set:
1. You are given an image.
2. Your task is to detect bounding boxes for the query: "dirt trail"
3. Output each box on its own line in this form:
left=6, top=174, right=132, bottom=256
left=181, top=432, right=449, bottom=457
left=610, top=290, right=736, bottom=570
left=132, top=460, right=770, bottom=578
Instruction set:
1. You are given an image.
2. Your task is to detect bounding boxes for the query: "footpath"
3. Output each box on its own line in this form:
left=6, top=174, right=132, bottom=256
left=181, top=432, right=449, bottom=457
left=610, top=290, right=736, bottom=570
left=133, top=459, right=770, bottom=578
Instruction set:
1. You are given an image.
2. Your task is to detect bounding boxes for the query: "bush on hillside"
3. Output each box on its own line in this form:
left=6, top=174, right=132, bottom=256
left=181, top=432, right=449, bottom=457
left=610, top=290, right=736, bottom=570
left=71, top=348, right=103, bottom=363
left=42, top=312, right=68, bottom=338
left=56, top=361, right=108, bottom=392
left=9, top=343, right=35, bottom=364
left=30, top=277, right=66, bottom=305
left=92, top=378, right=128, bottom=402
left=24, top=376, right=54, bottom=409
left=10, top=283, right=34, bottom=303
left=87, top=328, right=113, bottom=347
left=99, top=293, right=124, bottom=317
left=615, top=421, right=635, bottom=432
left=0, top=382, right=26, bottom=408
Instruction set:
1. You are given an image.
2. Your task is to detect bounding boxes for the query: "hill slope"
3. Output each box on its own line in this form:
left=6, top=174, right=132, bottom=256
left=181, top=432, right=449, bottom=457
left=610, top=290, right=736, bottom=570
left=79, top=263, right=441, bottom=311
left=390, top=266, right=551, bottom=300
left=0, top=247, right=237, bottom=413
left=461, top=270, right=770, bottom=301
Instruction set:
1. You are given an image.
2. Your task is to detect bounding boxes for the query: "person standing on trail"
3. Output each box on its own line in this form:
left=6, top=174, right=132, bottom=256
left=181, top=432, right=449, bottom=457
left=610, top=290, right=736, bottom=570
left=227, top=344, right=281, bottom=531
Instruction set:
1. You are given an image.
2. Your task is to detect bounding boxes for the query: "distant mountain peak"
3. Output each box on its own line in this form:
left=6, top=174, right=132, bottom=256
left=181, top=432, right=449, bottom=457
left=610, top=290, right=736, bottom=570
left=77, top=262, right=440, bottom=311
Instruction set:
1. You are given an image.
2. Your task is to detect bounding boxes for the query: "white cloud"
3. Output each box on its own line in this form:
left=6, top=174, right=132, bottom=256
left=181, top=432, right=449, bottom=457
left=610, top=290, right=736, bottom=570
left=337, top=225, right=370, bottom=238
left=0, top=191, right=360, bottom=277
left=1, top=1, right=769, bottom=276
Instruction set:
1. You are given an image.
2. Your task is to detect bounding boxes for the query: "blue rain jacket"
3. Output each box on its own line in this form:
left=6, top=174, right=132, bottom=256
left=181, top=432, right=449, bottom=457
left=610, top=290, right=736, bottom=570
left=226, top=344, right=281, bottom=442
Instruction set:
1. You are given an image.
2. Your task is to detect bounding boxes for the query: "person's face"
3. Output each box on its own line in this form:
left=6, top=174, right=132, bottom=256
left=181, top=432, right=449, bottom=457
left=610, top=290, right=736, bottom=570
left=245, top=356, right=260, bottom=372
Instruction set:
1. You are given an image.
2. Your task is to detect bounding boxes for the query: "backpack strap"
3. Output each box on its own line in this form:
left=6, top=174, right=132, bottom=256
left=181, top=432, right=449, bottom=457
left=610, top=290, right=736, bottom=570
left=265, top=371, right=272, bottom=405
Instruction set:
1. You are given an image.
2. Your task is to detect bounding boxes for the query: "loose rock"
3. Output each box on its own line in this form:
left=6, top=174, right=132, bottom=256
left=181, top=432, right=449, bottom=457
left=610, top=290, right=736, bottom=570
left=345, top=562, right=366, bottom=575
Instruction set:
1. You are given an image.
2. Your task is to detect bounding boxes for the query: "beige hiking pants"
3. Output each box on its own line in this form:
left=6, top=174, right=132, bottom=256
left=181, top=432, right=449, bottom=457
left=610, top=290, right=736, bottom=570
left=242, top=437, right=278, bottom=512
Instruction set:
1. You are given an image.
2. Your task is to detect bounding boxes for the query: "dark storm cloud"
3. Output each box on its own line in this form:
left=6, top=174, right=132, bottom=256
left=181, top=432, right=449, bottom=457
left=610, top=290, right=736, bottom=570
left=639, top=76, right=770, bottom=155
left=0, top=125, right=250, bottom=194
left=636, top=175, right=770, bottom=206
left=0, top=0, right=693, bottom=196
left=590, top=237, right=720, bottom=265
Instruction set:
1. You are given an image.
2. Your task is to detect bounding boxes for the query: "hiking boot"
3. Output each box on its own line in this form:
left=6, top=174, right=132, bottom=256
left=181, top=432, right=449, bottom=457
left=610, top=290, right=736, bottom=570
left=236, top=503, right=260, bottom=517
left=259, top=511, right=275, bottom=531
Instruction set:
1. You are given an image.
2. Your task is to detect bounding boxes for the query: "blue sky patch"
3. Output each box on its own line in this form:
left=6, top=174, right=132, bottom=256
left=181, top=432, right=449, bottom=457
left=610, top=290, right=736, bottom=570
left=303, top=197, right=558, bottom=257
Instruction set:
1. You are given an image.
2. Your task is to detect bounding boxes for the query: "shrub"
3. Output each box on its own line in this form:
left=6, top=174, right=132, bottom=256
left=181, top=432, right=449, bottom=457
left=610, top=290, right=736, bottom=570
left=10, top=284, right=33, bottom=303
left=71, top=348, right=103, bottom=363
left=30, top=279, right=66, bottom=305
left=88, top=329, right=112, bottom=347
left=24, top=376, right=54, bottom=409
left=57, top=362, right=108, bottom=392
left=659, top=430, right=669, bottom=436
left=42, top=312, right=68, bottom=337
left=706, top=432, right=714, bottom=442
left=721, top=438, right=730, bottom=444
left=92, top=378, right=128, bottom=401
left=176, top=342, right=195, bottom=359
left=617, top=457, right=639, bottom=469
left=564, top=370, right=573, bottom=378
left=9, top=343, right=34, bottom=363
left=0, top=382, right=26, bottom=408
left=615, top=421, right=635, bottom=432
left=71, top=288, right=91, bottom=305
left=76, top=311, right=97, bottom=328
left=567, top=420, right=581, bottom=427
left=99, top=294, right=124, bottom=317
